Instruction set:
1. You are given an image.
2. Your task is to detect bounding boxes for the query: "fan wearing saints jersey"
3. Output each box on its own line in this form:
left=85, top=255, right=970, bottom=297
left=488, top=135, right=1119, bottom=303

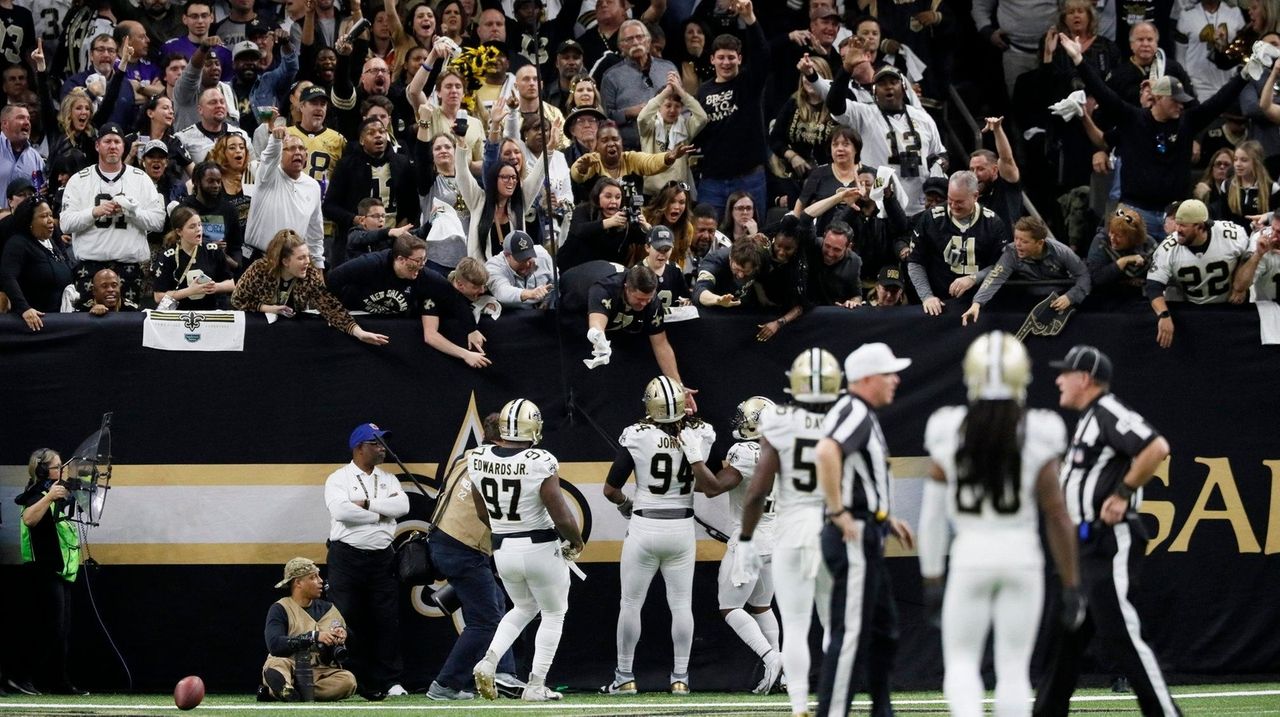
left=907, top=171, right=1010, bottom=317
left=470, top=399, right=584, bottom=703
left=734, top=348, right=843, bottom=717
left=600, top=376, right=717, bottom=696
left=1146, top=199, right=1253, bottom=347
left=918, top=332, right=1081, bottom=717
left=815, top=343, right=916, bottom=717
left=700, top=396, right=784, bottom=695
left=1232, top=221, right=1280, bottom=301
left=1035, top=345, right=1180, bottom=717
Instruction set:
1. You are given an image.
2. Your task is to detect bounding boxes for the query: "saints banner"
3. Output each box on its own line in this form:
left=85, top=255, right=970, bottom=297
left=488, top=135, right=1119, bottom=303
left=142, top=310, right=246, bottom=351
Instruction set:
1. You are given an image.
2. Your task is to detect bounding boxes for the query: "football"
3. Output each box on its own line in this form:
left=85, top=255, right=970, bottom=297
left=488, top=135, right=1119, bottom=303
left=173, top=675, right=205, bottom=710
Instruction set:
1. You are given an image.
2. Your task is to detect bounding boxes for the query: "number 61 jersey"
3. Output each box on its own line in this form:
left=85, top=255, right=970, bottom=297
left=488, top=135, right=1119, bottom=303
left=621, top=420, right=717, bottom=512
left=923, top=406, right=1066, bottom=569
left=1148, top=221, right=1252, bottom=304
left=467, top=444, right=558, bottom=534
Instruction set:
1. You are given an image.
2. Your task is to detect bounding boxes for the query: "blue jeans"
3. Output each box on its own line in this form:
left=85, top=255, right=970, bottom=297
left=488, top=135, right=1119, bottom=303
left=429, top=531, right=515, bottom=689
left=697, top=167, right=767, bottom=223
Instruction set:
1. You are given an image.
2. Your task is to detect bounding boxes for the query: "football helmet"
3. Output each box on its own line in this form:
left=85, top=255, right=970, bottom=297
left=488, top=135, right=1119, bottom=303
left=731, top=396, right=775, bottom=440
left=785, top=348, right=843, bottom=403
left=963, top=330, right=1031, bottom=404
left=643, top=376, right=686, bottom=423
left=498, top=398, right=543, bottom=444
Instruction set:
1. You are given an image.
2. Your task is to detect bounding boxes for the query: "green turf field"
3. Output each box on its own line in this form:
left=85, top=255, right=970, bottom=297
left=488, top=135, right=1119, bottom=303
left=1, top=684, right=1277, bottom=716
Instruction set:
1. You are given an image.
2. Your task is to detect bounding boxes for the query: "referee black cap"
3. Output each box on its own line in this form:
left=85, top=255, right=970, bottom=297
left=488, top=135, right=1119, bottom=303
left=1049, top=345, right=1112, bottom=383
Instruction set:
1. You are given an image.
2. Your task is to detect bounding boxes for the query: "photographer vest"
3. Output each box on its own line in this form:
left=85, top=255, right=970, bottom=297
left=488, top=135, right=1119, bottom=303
left=433, top=453, right=493, bottom=555
left=272, top=597, right=346, bottom=667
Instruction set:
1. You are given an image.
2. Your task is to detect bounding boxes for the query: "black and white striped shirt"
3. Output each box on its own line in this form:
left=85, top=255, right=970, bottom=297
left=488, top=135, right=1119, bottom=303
left=822, top=395, right=893, bottom=518
left=1061, top=392, right=1161, bottom=525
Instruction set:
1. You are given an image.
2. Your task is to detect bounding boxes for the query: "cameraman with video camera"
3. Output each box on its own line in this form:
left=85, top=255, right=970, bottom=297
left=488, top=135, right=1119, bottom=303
left=261, top=558, right=357, bottom=702
left=12, top=449, right=85, bottom=696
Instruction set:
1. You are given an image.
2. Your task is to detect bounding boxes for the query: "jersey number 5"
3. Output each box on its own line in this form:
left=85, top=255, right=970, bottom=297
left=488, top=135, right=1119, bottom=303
left=792, top=438, right=819, bottom=492
left=479, top=477, right=522, bottom=521
left=649, top=453, right=693, bottom=495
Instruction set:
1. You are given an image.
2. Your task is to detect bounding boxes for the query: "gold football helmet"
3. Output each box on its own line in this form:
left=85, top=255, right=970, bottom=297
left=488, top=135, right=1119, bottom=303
left=643, top=376, right=686, bottom=423
left=498, top=398, right=543, bottom=444
left=731, top=396, right=775, bottom=440
left=786, top=348, right=843, bottom=403
left=963, top=331, right=1031, bottom=404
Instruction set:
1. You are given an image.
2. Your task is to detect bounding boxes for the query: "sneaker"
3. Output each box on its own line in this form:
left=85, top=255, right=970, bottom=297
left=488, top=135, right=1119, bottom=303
left=669, top=673, right=690, bottom=695
left=426, top=680, right=475, bottom=701
left=1111, top=676, right=1131, bottom=693
left=754, top=650, right=784, bottom=695
left=599, top=674, right=637, bottom=695
left=521, top=684, right=563, bottom=701
left=472, top=659, right=498, bottom=700
left=494, top=672, right=526, bottom=699
left=4, top=679, right=40, bottom=696
left=386, top=684, right=409, bottom=697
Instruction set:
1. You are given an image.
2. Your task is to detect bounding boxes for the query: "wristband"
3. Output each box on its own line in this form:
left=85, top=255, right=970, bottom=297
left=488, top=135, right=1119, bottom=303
left=1113, top=482, right=1135, bottom=500
left=827, top=507, right=849, bottom=518
left=738, top=533, right=752, bottom=542
left=1156, top=310, right=1170, bottom=319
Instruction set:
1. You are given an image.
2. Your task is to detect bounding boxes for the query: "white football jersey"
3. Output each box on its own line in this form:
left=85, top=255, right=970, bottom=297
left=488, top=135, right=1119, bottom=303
left=621, top=420, right=716, bottom=512
left=924, top=406, right=1066, bottom=569
left=467, top=444, right=558, bottom=534
left=759, top=404, right=829, bottom=515
left=1148, top=221, right=1252, bottom=304
left=1251, top=250, right=1280, bottom=302
left=723, top=440, right=777, bottom=547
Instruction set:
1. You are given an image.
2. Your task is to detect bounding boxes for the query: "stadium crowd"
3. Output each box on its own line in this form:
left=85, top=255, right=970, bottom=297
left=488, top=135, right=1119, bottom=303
left=1, top=0, right=1277, bottom=357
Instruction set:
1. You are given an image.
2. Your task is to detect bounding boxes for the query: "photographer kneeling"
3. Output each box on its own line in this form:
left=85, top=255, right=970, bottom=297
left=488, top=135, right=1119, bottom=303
left=261, top=558, right=357, bottom=702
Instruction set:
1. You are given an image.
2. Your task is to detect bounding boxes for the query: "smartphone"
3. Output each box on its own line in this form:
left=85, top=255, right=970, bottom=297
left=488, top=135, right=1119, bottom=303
left=278, top=306, right=296, bottom=318
left=343, top=17, right=371, bottom=45
left=453, top=109, right=469, bottom=137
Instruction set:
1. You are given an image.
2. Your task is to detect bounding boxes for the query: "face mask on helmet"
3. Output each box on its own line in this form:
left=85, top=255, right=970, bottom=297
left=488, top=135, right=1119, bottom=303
left=785, top=347, right=843, bottom=403
left=499, top=398, right=543, bottom=444
left=643, top=376, right=686, bottom=423
left=962, top=331, right=1031, bottom=404
left=731, top=395, right=775, bottom=440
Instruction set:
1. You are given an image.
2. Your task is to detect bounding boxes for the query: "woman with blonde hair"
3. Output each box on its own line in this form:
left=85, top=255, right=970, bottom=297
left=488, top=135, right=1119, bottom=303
left=231, top=229, right=388, bottom=345
left=152, top=206, right=234, bottom=310
left=769, top=54, right=839, bottom=208
left=47, top=89, right=96, bottom=166
left=1193, top=147, right=1234, bottom=206
left=208, top=133, right=257, bottom=237
left=1086, top=205, right=1157, bottom=300
left=1215, top=140, right=1279, bottom=229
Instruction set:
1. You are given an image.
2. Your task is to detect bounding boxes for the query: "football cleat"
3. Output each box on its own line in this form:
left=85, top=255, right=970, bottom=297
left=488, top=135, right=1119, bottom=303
left=963, top=330, right=1031, bottom=404
left=670, top=680, right=690, bottom=695
left=522, top=685, right=563, bottom=701
left=731, top=396, right=775, bottom=440
left=498, top=398, right=543, bottom=444
left=786, top=348, right=843, bottom=403
left=472, top=659, right=497, bottom=700
left=643, top=376, right=686, bottom=423
left=754, top=650, right=784, bottom=694
left=599, top=678, right=637, bottom=695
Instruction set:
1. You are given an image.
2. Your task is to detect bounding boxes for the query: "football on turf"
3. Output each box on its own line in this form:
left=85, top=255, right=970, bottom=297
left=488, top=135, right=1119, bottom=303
left=174, top=675, right=205, bottom=710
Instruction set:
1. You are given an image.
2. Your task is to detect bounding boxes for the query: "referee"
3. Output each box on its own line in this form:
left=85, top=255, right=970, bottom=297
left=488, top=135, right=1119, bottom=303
left=815, top=343, right=916, bottom=717
left=1034, top=346, right=1181, bottom=717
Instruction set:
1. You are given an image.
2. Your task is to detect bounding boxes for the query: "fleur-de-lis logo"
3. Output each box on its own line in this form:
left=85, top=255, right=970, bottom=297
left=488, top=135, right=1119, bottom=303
left=182, top=312, right=204, bottom=331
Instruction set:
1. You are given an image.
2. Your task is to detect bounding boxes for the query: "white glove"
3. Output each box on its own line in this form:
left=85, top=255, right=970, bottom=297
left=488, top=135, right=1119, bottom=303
left=679, top=425, right=707, bottom=464
left=583, top=347, right=611, bottom=369
left=1244, top=41, right=1280, bottom=81
left=1048, top=90, right=1086, bottom=122
left=115, top=194, right=140, bottom=218
left=560, top=539, right=582, bottom=561
left=730, top=539, right=762, bottom=587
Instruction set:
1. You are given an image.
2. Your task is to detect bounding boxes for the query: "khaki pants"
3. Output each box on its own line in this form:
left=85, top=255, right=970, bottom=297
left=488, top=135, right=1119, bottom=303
left=262, top=656, right=357, bottom=701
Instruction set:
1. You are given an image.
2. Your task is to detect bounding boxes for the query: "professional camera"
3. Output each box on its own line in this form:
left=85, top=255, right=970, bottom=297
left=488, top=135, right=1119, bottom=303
left=284, top=630, right=347, bottom=664
left=623, top=185, right=645, bottom=223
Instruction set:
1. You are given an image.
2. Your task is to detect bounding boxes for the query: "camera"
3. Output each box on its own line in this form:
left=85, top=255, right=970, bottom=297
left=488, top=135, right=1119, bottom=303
left=893, top=151, right=922, bottom=179
left=285, top=630, right=347, bottom=664
left=624, top=186, right=645, bottom=223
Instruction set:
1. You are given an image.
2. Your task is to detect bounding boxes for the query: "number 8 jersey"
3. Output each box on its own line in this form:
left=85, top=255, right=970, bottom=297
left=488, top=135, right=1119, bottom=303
left=467, top=444, right=558, bottom=534
left=621, top=421, right=716, bottom=512
left=1148, top=221, right=1252, bottom=304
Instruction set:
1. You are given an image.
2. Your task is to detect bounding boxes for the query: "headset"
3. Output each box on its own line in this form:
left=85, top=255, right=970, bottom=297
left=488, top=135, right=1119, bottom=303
left=29, top=447, right=58, bottom=484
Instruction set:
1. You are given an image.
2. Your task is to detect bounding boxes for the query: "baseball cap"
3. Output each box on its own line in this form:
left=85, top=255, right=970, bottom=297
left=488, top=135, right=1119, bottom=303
left=245, top=18, right=276, bottom=37
left=274, top=557, right=319, bottom=588
left=348, top=422, right=389, bottom=450
left=844, top=343, right=911, bottom=382
left=6, top=176, right=33, bottom=198
left=505, top=230, right=537, bottom=262
left=647, top=225, right=675, bottom=250
left=300, top=85, right=329, bottom=103
left=141, top=139, right=170, bottom=157
left=97, top=122, right=125, bottom=140
left=922, top=176, right=948, bottom=198
left=873, top=65, right=903, bottom=83
left=233, top=40, right=262, bottom=60
left=1175, top=198, right=1209, bottom=224
left=876, top=266, right=904, bottom=287
left=810, top=5, right=841, bottom=20
left=1049, top=345, right=1113, bottom=383
left=557, top=39, right=584, bottom=56
left=1150, top=75, right=1194, bottom=103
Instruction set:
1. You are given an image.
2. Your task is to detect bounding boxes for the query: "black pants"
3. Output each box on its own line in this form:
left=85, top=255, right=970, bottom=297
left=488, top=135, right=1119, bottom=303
left=817, top=521, right=898, bottom=717
left=325, top=541, right=401, bottom=693
left=1034, top=519, right=1181, bottom=717
left=23, top=566, right=73, bottom=690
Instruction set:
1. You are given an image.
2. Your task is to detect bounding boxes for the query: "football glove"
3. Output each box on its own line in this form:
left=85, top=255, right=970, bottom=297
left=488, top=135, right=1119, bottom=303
left=615, top=497, right=633, bottom=519
left=560, top=540, right=583, bottom=562
left=730, top=539, right=762, bottom=587
left=1061, top=587, right=1087, bottom=630
left=678, top=425, right=707, bottom=464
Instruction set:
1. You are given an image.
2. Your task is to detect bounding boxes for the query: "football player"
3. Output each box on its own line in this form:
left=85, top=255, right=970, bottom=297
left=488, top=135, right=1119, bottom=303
left=1146, top=199, right=1253, bottom=347
left=470, top=399, right=585, bottom=702
left=918, top=332, right=1082, bottom=717
left=701, top=396, right=784, bottom=695
left=733, top=349, right=844, bottom=717
left=600, top=376, right=717, bottom=695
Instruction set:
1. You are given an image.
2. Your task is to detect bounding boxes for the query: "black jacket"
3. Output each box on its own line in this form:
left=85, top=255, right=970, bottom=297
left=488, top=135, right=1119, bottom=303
left=323, top=148, right=418, bottom=265
left=0, top=233, right=74, bottom=314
